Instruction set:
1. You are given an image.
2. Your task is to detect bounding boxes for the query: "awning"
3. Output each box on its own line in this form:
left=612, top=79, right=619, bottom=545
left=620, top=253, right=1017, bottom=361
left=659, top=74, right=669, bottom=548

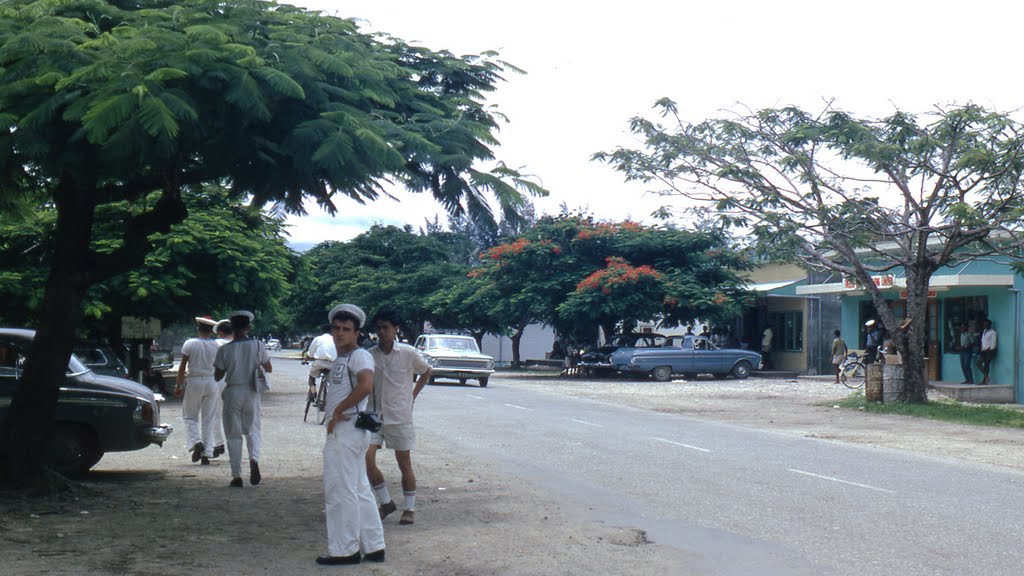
left=796, top=274, right=1015, bottom=295
left=749, top=280, right=800, bottom=293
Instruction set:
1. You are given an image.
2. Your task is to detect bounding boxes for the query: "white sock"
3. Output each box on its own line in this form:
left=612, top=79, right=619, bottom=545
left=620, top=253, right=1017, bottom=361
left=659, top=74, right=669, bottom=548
left=404, top=490, right=416, bottom=512
left=373, top=483, right=391, bottom=504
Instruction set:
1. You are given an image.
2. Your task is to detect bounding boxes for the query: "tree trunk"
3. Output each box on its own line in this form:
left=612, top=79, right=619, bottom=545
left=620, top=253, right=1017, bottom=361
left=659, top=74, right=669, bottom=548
left=510, top=323, right=527, bottom=369
left=6, top=190, right=94, bottom=485
left=881, top=265, right=930, bottom=403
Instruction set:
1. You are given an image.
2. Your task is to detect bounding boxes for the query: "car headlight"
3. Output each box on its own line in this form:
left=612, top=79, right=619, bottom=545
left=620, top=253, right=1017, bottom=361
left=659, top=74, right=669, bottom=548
left=630, top=356, right=638, bottom=364
left=485, top=359, right=494, bottom=370
left=426, top=356, right=439, bottom=367
left=133, top=401, right=155, bottom=425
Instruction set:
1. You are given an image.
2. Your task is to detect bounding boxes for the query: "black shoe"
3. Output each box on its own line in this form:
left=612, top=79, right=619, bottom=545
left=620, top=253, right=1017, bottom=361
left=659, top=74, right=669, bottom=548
left=201, top=457, right=210, bottom=466
left=250, top=461, right=261, bottom=486
left=364, top=550, right=385, bottom=563
left=229, top=477, right=243, bottom=488
left=378, top=500, right=397, bottom=519
left=316, top=553, right=360, bottom=565
left=213, top=444, right=225, bottom=458
left=191, top=442, right=205, bottom=463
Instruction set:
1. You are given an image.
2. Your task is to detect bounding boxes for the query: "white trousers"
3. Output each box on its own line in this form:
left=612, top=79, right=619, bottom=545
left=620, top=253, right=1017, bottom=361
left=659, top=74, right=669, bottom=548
left=222, top=384, right=261, bottom=478
left=182, top=375, right=218, bottom=456
left=324, top=422, right=385, bottom=557
left=211, top=379, right=226, bottom=448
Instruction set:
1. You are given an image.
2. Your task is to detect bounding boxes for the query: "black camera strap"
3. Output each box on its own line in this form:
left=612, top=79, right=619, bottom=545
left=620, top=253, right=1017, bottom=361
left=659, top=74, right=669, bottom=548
left=345, top=357, right=378, bottom=415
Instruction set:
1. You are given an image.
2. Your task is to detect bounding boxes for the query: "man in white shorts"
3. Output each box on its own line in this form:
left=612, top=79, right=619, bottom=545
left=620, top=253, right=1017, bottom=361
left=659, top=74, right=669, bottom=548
left=305, top=324, right=336, bottom=396
left=365, top=309, right=432, bottom=525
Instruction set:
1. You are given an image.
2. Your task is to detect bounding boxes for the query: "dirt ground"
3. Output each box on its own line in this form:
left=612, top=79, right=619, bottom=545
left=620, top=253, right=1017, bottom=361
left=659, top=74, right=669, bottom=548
left=3, top=368, right=1023, bottom=575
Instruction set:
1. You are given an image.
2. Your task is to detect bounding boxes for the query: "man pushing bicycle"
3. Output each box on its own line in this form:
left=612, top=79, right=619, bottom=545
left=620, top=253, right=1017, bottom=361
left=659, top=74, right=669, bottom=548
left=304, top=324, right=336, bottom=398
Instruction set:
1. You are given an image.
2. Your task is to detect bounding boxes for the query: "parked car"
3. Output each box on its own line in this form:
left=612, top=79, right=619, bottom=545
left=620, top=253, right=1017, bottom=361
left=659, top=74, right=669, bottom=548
left=266, top=339, right=281, bottom=351
left=414, top=333, right=494, bottom=387
left=610, top=334, right=762, bottom=381
left=578, top=333, right=666, bottom=376
left=73, top=342, right=129, bottom=379
left=0, top=329, right=173, bottom=476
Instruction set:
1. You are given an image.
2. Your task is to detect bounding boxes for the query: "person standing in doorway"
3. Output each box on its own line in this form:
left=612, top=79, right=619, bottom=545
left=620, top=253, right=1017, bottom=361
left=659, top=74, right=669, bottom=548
left=214, top=311, right=272, bottom=487
left=831, top=330, right=848, bottom=384
left=761, top=327, right=773, bottom=369
left=317, top=303, right=385, bottom=566
left=958, top=322, right=976, bottom=384
left=175, top=316, right=221, bottom=465
left=366, top=309, right=432, bottom=526
left=979, top=319, right=998, bottom=385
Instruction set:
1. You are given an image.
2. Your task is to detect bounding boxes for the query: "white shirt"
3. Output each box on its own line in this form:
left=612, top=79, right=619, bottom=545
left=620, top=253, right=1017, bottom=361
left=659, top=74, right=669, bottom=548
left=370, top=342, right=430, bottom=426
left=214, top=338, right=269, bottom=388
left=308, top=333, right=337, bottom=361
left=981, top=328, right=998, bottom=351
left=181, top=338, right=219, bottom=377
left=325, top=348, right=374, bottom=418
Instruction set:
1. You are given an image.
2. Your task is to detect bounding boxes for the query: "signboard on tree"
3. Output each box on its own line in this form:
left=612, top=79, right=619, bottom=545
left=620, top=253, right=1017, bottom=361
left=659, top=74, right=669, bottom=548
left=121, top=316, right=161, bottom=339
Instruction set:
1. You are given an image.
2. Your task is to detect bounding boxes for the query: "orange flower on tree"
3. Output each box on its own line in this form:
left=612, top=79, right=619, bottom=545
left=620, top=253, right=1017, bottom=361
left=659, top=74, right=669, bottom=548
left=576, top=257, right=662, bottom=294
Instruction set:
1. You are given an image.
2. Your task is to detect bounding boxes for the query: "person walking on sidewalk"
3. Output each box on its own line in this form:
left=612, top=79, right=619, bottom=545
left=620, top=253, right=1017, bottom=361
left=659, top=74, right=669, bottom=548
left=979, top=320, right=998, bottom=385
left=958, top=323, right=976, bottom=384
left=830, top=330, right=848, bottom=384
left=366, top=309, right=432, bottom=526
left=214, top=311, right=272, bottom=488
left=175, top=316, right=221, bottom=465
left=317, top=303, right=386, bottom=566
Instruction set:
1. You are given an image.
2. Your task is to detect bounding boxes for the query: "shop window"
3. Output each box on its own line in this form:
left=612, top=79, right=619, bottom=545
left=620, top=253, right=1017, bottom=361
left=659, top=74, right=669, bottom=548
left=767, top=311, right=803, bottom=352
left=942, top=296, right=988, bottom=354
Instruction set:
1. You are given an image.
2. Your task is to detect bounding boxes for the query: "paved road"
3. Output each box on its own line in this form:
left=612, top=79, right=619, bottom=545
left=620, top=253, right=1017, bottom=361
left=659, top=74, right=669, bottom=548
left=402, top=373, right=1024, bottom=576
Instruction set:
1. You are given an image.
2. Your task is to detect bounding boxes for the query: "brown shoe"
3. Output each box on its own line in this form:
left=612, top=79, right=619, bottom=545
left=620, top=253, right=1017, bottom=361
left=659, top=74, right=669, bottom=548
left=379, top=500, right=397, bottom=519
left=399, top=510, right=414, bottom=525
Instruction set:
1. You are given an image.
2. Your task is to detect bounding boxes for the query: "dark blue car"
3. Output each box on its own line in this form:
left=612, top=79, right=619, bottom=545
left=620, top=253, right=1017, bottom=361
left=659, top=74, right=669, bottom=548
left=610, top=334, right=762, bottom=381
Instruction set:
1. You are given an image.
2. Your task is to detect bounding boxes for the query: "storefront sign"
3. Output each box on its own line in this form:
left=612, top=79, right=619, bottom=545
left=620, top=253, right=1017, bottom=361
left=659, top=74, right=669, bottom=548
left=843, top=274, right=895, bottom=290
left=900, top=290, right=938, bottom=298
left=121, top=316, right=161, bottom=339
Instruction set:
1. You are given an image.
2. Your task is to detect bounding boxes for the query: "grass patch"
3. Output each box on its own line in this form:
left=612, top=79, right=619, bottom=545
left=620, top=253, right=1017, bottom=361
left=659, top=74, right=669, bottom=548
left=834, top=396, right=1024, bottom=429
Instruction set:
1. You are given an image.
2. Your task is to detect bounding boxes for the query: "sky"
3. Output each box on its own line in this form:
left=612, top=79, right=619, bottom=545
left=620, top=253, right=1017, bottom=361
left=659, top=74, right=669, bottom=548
left=283, top=0, right=1024, bottom=249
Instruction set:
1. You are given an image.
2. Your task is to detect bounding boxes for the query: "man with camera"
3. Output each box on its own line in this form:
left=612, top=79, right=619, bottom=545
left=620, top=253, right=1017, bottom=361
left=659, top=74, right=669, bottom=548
left=365, top=309, right=432, bottom=526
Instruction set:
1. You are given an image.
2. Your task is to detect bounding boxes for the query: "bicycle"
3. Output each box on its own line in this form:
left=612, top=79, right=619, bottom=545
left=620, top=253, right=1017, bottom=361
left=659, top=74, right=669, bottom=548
left=304, top=363, right=329, bottom=424
left=838, top=352, right=866, bottom=389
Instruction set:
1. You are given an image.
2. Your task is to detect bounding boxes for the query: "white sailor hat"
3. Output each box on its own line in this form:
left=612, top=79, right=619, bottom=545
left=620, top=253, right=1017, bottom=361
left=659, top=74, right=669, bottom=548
left=865, top=319, right=876, bottom=327
left=229, top=310, right=255, bottom=321
left=194, top=316, right=218, bottom=327
left=328, top=303, right=366, bottom=329
left=215, top=319, right=231, bottom=331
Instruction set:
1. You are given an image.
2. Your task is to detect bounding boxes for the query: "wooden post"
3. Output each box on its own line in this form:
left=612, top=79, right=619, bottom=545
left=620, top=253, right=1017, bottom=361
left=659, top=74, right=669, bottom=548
left=865, top=363, right=884, bottom=402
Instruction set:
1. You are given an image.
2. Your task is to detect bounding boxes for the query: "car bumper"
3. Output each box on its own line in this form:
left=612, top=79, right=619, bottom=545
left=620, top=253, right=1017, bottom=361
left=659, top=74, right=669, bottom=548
left=144, top=423, right=173, bottom=446
left=432, top=369, right=494, bottom=380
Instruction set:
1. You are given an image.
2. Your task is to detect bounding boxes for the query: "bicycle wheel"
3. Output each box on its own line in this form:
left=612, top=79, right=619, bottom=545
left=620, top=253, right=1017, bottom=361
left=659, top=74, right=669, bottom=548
left=304, top=386, right=314, bottom=422
left=316, top=379, right=328, bottom=425
left=840, top=362, right=866, bottom=389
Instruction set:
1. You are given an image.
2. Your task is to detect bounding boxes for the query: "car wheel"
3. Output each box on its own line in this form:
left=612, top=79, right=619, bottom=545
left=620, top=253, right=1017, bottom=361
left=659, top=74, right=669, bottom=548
left=651, top=366, right=672, bottom=382
left=48, top=424, right=102, bottom=478
left=479, top=377, right=489, bottom=387
left=731, top=360, right=752, bottom=379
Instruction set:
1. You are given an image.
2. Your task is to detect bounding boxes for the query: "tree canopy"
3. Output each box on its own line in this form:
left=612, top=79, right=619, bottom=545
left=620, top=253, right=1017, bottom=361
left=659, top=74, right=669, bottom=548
left=597, top=100, right=1024, bottom=402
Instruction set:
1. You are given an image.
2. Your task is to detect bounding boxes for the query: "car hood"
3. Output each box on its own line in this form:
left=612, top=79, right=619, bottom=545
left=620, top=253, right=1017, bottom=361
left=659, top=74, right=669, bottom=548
left=69, top=370, right=156, bottom=400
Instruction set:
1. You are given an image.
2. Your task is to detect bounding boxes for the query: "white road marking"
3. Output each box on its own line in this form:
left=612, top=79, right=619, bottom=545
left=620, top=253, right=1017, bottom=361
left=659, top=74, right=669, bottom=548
left=467, top=395, right=485, bottom=400
left=565, top=418, right=604, bottom=427
left=651, top=437, right=711, bottom=453
left=504, top=403, right=533, bottom=411
left=787, top=469, right=896, bottom=494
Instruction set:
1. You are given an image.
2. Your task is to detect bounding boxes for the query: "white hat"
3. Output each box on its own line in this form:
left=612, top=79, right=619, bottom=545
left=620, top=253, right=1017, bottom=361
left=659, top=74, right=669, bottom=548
left=194, top=316, right=218, bottom=327
left=215, top=319, right=231, bottom=331
left=229, top=310, right=255, bottom=321
left=865, top=319, right=876, bottom=327
left=328, top=303, right=366, bottom=329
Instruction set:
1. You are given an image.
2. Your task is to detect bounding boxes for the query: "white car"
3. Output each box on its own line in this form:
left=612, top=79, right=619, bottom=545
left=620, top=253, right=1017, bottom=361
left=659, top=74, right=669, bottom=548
left=414, top=334, right=494, bottom=387
left=266, top=339, right=281, bottom=351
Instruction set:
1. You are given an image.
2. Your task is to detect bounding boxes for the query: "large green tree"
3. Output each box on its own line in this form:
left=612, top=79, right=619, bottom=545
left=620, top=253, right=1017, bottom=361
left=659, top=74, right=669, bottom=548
left=597, top=100, right=1024, bottom=402
left=0, top=0, right=541, bottom=483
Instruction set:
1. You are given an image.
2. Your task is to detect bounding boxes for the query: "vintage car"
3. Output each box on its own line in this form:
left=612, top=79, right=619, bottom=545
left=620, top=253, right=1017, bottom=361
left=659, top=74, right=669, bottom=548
left=578, top=333, right=666, bottom=376
left=73, top=342, right=130, bottom=379
left=414, top=333, right=494, bottom=387
left=610, top=334, right=762, bottom=381
left=0, top=329, right=173, bottom=477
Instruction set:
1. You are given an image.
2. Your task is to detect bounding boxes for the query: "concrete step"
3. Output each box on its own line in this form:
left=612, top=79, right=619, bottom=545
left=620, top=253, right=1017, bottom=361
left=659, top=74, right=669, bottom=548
left=928, top=381, right=1015, bottom=403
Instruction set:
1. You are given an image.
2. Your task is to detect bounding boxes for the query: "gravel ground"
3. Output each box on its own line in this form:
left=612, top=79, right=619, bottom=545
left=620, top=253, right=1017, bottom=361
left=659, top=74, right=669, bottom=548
left=3, top=366, right=1022, bottom=576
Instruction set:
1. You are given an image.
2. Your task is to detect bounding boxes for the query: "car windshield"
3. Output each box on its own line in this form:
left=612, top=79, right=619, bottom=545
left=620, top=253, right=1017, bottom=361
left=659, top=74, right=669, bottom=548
left=67, top=353, right=89, bottom=375
left=428, top=337, right=479, bottom=352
